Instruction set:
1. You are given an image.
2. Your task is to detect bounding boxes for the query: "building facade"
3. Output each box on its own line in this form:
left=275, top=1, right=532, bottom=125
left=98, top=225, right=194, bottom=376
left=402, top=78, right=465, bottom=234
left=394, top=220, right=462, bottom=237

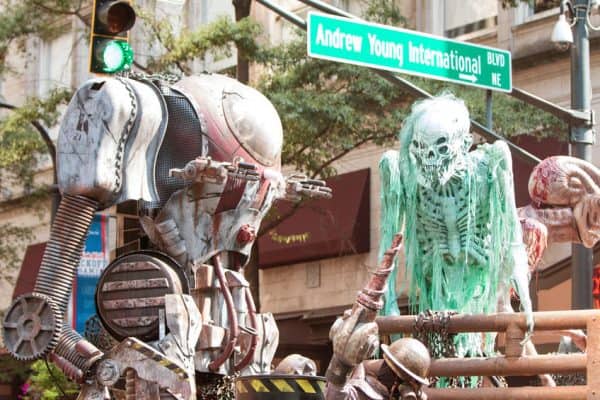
left=1, top=0, right=599, bottom=375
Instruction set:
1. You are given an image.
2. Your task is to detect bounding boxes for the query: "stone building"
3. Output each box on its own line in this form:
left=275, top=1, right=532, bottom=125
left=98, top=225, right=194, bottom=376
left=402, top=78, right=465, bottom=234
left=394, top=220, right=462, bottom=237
left=1, top=0, right=598, bottom=378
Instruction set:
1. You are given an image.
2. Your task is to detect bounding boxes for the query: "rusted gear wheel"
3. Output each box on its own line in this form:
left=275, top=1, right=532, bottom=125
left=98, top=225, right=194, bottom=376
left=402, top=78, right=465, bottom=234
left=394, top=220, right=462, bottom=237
left=2, top=293, right=61, bottom=361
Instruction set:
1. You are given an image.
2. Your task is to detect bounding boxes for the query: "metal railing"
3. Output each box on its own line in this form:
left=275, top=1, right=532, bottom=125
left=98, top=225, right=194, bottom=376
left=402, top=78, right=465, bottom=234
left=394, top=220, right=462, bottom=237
left=375, top=310, right=600, bottom=400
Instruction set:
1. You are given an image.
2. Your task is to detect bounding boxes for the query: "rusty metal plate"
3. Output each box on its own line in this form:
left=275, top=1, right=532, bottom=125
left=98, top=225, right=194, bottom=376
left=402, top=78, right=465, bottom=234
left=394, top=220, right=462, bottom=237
left=96, top=251, right=188, bottom=341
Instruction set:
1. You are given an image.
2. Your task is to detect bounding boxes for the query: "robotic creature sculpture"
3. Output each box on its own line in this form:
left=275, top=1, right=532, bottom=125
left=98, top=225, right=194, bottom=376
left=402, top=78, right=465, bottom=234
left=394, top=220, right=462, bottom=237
left=378, top=94, right=533, bottom=363
left=519, top=155, right=600, bottom=269
left=2, top=74, right=330, bottom=399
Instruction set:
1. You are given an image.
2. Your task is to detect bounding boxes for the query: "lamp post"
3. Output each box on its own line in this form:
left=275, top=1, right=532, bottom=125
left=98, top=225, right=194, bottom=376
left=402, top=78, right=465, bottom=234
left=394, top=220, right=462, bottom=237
left=552, top=0, right=597, bottom=309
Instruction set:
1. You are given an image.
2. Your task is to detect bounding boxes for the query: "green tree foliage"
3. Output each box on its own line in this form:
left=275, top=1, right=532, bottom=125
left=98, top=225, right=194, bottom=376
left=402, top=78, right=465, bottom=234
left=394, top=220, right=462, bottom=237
left=138, top=12, right=261, bottom=73
left=22, top=360, right=79, bottom=400
left=257, top=37, right=411, bottom=178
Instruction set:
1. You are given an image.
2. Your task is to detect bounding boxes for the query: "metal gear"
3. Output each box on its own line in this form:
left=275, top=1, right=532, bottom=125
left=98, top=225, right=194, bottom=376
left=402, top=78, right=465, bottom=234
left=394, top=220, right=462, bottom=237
left=2, top=292, right=61, bottom=361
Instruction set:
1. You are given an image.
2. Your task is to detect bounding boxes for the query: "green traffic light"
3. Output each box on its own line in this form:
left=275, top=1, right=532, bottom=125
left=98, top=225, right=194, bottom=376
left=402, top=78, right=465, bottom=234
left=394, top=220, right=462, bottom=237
left=100, top=40, right=134, bottom=73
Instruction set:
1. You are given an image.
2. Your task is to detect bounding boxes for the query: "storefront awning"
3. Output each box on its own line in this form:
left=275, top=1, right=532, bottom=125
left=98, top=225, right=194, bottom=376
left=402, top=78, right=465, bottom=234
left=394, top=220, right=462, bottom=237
left=258, top=168, right=370, bottom=268
left=12, top=242, right=45, bottom=300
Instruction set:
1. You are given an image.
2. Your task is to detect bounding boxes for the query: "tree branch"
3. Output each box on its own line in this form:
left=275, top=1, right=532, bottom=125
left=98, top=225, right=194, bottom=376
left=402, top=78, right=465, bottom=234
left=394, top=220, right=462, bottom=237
left=0, top=101, right=56, bottom=182
left=310, top=131, right=396, bottom=178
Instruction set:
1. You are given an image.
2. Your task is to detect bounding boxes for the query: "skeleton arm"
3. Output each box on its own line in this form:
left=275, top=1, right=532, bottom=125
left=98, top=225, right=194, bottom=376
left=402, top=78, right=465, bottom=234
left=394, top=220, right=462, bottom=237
left=379, top=150, right=405, bottom=317
left=488, top=142, right=534, bottom=336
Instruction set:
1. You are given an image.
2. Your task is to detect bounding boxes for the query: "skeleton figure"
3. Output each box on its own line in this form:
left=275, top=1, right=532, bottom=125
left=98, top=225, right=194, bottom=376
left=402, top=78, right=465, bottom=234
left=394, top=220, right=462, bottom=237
left=379, top=94, right=533, bottom=359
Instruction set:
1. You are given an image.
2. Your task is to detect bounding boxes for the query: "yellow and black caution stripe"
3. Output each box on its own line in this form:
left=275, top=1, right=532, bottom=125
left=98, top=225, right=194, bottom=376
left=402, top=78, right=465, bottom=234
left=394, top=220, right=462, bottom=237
left=127, top=339, right=187, bottom=379
left=236, top=376, right=326, bottom=400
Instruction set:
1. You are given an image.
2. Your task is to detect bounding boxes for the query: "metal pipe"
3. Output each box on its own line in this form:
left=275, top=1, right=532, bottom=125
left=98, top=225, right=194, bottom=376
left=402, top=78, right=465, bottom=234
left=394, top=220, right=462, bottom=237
left=234, top=287, right=258, bottom=371
left=53, top=324, right=103, bottom=375
left=510, top=87, right=590, bottom=126
left=256, top=0, right=541, bottom=165
left=570, top=0, right=595, bottom=310
left=254, top=0, right=306, bottom=29
left=294, top=0, right=355, bottom=19
left=428, top=353, right=586, bottom=377
left=424, top=386, right=586, bottom=400
left=486, top=90, right=493, bottom=129
left=208, top=253, right=240, bottom=371
left=375, top=310, right=600, bottom=334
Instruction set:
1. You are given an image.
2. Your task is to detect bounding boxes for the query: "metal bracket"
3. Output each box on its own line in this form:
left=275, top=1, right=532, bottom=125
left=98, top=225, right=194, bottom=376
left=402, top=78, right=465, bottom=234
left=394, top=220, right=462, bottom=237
left=570, top=126, right=596, bottom=144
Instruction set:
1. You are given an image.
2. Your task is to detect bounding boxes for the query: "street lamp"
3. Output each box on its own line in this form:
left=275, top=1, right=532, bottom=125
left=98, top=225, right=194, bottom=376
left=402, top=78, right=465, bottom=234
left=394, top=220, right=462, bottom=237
left=551, top=0, right=597, bottom=310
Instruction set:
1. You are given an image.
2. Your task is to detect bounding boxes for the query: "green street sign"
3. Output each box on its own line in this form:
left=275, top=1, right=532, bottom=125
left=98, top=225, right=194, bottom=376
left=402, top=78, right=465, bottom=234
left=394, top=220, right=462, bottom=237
left=307, top=12, right=512, bottom=92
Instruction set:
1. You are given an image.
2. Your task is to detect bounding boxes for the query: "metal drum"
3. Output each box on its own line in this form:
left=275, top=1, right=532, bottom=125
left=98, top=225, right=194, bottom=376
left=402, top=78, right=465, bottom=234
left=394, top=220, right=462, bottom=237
left=95, top=251, right=188, bottom=341
left=235, top=374, right=326, bottom=400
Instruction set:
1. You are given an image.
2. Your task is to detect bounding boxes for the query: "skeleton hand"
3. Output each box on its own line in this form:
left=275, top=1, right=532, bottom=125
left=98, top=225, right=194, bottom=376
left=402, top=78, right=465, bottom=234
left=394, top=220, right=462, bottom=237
left=329, top=309, right=379, bottom=367
left=523, top=312, right=534, bottom=345
left=562, top=329, right=587, bottom=351
left=510, top=246, right=535, bottom=343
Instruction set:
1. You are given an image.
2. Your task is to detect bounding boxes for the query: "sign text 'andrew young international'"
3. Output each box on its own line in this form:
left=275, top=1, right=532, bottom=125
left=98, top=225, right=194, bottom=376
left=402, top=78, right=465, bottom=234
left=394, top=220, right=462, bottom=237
left=307, top=12, right=512, bottom=92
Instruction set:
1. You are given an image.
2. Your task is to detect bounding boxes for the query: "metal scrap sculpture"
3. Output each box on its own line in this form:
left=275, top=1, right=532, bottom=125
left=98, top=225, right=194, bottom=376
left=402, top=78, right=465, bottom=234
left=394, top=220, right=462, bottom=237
left=2, top=73, right=331, bottom=399
left=378, top=94, right=533, bottom=366
left=519, top=156, right=600, bottom=269
left=325, top=234, right=431, bottom=400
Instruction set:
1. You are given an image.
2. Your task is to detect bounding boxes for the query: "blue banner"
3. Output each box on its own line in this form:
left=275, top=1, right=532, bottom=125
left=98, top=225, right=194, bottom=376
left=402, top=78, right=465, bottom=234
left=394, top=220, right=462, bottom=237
left=70, top=214, right=110, bottom=333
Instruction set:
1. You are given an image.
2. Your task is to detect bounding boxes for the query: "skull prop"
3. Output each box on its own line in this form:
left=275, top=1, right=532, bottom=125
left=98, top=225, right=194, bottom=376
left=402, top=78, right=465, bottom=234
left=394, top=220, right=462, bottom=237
left=404, top=95, right=472, bottom=187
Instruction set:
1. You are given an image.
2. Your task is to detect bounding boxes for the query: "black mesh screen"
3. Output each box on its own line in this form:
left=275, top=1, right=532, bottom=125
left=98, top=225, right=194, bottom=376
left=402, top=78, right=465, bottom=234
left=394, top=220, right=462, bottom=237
left=154, top=88, right=205, bottom=207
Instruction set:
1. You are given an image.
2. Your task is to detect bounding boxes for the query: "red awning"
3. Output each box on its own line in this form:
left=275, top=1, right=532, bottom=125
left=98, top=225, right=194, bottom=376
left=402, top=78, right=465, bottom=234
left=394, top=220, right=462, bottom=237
left=511, top=135, right=568, bottom=207
left=12, top=242, right=46, bottom=300
left=258, top=168, right=370, bottom=268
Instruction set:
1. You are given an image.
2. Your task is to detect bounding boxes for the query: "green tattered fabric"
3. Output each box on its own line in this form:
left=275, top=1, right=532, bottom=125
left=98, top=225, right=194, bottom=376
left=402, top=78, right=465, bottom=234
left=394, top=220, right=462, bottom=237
left=378, top=96, right=522, bottom=382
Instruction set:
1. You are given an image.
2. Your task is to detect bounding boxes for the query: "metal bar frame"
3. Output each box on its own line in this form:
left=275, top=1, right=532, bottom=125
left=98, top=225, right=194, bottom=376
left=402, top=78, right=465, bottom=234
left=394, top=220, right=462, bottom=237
left=424, top=386, right=587, bottom=400
left=375, top=310, right=599, bottom=333
left=373, top=310, right=600, bottom=400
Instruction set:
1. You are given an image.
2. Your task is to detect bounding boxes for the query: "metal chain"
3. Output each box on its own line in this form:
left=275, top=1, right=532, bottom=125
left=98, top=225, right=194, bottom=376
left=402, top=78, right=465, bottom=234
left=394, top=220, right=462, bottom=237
left=113, top=77, right=138, bottom=195
left=413, top=310, right=470, bottom=388
left=413, top=310, right=458, bottom=359
left=197, top=373, right=238, bottom=400
left=124, top=70, right=181, bottom=85
left=412, top=310, right=512, bottom=388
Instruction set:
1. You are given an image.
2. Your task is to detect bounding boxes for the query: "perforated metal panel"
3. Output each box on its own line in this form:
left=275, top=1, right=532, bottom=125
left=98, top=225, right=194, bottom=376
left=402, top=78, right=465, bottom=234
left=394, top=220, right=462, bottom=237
left=154, top=87, right=206, bottom=207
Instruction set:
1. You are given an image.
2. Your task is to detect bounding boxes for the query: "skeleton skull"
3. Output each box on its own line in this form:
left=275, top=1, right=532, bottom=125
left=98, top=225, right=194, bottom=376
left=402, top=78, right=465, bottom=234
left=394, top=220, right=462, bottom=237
left=407, top=96, right=472, bottom=186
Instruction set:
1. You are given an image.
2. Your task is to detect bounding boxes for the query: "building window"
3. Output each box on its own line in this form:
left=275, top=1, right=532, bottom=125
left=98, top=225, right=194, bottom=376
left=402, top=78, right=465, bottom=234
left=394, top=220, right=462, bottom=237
left=533, top=0, right=560, bottom=13
left=444, top=0, right=498, bottom=38
left=513, top=0, right=560, bottom=25
left=184, top=0, right=236, bottom=73
left=38, top=32, right=74, bottom=96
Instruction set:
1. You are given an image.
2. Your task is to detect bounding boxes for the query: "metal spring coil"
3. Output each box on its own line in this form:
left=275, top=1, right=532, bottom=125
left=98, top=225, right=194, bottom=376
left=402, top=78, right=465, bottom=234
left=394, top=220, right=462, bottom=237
left=34, top=194, right=98, bottom=315
left=53, top=324, right=97, bottom=373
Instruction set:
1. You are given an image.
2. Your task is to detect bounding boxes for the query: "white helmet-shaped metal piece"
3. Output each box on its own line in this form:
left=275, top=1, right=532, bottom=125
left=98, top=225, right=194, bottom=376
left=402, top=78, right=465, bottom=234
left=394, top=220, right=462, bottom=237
left=174, top=74, right=283, bottom=170
left=381, top=338, right=431, bottom=386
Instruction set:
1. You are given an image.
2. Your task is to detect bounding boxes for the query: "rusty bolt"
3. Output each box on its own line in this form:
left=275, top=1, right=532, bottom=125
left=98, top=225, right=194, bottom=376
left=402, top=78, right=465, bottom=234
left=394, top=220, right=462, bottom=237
left=236, top=224, right=256, bottom=245
left=96, top=359, right=120, bottom=387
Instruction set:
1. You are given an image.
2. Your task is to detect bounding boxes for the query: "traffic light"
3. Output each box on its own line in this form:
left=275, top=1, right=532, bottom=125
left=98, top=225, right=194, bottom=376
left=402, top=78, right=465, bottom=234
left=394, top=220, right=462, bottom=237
left=89, top=1, right=136, bottom=74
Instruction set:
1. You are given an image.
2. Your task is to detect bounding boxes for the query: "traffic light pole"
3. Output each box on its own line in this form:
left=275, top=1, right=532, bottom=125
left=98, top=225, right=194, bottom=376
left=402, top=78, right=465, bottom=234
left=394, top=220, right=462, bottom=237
left=570, top=0, right=595, bottom=310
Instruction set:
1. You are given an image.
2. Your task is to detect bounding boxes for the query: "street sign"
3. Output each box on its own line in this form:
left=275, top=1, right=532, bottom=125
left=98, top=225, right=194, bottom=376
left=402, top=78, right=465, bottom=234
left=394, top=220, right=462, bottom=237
left=307, top=12, right=512, bottom=92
